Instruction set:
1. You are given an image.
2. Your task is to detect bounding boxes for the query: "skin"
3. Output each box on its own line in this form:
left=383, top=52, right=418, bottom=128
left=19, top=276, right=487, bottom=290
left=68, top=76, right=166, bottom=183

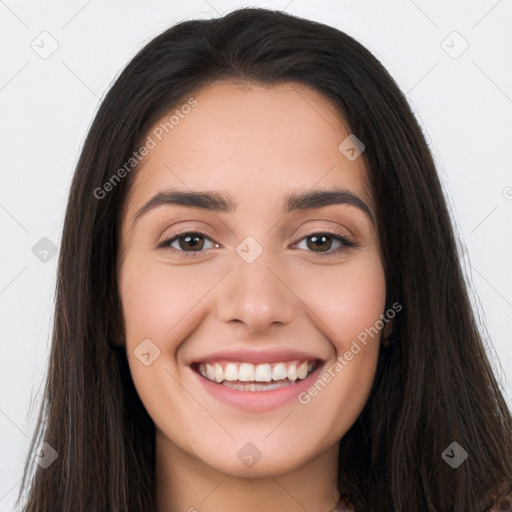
left=117, top=80, right=388, bottom=512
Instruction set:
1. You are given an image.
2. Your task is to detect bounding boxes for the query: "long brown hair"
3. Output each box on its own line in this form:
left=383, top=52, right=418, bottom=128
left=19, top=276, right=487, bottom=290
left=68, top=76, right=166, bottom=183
left=18, top=7, right=512, bottom=511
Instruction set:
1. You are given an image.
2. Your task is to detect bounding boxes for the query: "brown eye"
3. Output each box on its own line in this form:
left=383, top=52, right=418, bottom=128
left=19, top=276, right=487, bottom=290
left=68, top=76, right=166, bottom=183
left=157, top=232, right=217, bottom=254
left=306, top=234, right=333, bottom=252
left=293, top=232, right=357, bottom=256
left=177, top=233, right=205, bottom=252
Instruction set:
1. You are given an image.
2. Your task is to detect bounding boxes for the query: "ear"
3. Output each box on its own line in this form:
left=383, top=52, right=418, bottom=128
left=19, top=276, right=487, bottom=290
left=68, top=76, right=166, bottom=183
left=381, top=318, right=394, bottom=348
left=382, top=318, right=394, bottom=339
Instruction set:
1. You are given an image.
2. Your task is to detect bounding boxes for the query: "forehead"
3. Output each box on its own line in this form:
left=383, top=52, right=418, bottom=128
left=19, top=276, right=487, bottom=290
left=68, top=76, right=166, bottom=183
left=123, top=80, right=371, bottom=222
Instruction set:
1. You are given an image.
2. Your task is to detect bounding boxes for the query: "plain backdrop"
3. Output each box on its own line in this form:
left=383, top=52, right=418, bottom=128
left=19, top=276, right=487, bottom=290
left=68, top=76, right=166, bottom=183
left=1, top=1, right=511, bottom=510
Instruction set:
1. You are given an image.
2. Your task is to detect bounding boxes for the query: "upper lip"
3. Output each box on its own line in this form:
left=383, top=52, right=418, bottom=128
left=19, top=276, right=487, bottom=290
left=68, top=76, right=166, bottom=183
left=190, top=348, right=325, bottom=365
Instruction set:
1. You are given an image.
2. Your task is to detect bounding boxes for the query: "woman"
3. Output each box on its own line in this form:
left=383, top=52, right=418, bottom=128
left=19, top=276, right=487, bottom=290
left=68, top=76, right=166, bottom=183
left=18, top=7, right=512, bottom=512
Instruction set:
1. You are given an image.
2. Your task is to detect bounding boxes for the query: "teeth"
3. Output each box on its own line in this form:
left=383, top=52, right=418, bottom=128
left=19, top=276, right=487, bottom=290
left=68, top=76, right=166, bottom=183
left=287, top=364, right=297, bottom=381
left=297, top=361, right=309, bottom=379
left=238, top=363, right=255, bottom=381
left=272, top=362, right=287, bottom=380
left=213, top=363, right=223, bottom=383
left=222, top=380, right=294, bottom=391
left=225, top=362, right=238, bottom=381
left=197, top=360, right=316, bottom=385
left=254, top=363, right=271, bottom=382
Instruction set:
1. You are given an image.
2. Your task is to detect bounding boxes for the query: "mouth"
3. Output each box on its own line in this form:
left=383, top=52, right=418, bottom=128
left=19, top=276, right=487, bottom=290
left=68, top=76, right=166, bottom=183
left=192, top=360, right=317, bottom=391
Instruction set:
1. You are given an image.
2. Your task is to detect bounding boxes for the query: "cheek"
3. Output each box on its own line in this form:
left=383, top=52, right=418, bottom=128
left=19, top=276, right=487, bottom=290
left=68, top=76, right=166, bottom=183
left=301, top=253, right=387, bottom=349
left=295, top=254, right=386, bottom=419
left=119, top=255, right=205, bottom=341
left=118, top=256, right=200, bottom=430
left=119, top=253, right=228, bottom=407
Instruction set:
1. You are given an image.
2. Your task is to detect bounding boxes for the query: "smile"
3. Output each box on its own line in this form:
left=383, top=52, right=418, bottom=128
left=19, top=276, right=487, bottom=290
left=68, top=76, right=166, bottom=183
left=190, top=349, right=325, bottom=412
left=196, top=360, right=316, bottom=391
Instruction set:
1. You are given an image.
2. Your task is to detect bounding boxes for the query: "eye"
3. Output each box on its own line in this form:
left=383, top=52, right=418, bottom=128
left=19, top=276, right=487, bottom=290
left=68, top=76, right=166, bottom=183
left=292, top=231, right=357, bottom=256
left=157, top=231, right=219, bottom=255
left=157, top=230, right=357, bottom=257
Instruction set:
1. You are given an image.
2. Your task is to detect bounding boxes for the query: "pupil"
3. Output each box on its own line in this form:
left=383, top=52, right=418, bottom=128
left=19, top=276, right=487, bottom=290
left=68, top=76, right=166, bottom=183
left=181, top=235, right=203, bottom=251
left=308, top=235, right=330, bottom=252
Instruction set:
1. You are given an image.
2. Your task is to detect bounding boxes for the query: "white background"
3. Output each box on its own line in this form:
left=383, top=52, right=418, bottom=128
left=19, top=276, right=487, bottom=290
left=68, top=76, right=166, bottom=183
left=1, top=1, right=511, bottom=510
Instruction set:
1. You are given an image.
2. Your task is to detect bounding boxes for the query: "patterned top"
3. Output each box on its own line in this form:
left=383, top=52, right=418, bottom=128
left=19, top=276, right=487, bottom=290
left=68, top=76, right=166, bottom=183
left=333, top=490, right=512, bottom=511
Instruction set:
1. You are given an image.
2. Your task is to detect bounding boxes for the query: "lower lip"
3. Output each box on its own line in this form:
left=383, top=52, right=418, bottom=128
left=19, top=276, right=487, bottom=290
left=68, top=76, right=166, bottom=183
left=193, top=363, right=322, bottom=413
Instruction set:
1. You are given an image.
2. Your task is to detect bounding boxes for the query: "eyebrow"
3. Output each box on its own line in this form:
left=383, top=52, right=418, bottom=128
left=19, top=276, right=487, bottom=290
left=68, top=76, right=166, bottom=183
left=131, top=187, right=374, bottom=226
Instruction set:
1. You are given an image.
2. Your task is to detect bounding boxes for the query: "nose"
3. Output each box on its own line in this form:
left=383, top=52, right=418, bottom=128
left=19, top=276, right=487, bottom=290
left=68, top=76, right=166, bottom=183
left=215, top=250, right=297, bottom=333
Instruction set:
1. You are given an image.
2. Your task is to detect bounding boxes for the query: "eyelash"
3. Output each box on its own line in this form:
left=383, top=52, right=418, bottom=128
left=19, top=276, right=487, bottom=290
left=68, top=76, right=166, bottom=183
left=156, top=230, right=357, bottom=258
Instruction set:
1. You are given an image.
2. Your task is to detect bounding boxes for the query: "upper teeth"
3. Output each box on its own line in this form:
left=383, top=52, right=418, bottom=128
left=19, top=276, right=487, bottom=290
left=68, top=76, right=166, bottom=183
left=198, top=361, right=315, bottom=383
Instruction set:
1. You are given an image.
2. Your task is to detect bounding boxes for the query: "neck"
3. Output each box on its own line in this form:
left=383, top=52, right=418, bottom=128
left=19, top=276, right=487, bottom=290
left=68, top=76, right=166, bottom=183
left=155, top=430, right=340, bottom=512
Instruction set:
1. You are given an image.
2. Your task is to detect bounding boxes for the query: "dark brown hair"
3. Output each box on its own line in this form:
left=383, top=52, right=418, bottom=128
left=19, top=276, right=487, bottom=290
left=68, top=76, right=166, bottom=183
left=18, top=7, right=512, bottom=512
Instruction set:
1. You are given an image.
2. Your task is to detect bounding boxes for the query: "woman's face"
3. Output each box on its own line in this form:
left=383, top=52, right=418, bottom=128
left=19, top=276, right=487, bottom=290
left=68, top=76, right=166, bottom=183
left=118, top=80, right=387, bottom=477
